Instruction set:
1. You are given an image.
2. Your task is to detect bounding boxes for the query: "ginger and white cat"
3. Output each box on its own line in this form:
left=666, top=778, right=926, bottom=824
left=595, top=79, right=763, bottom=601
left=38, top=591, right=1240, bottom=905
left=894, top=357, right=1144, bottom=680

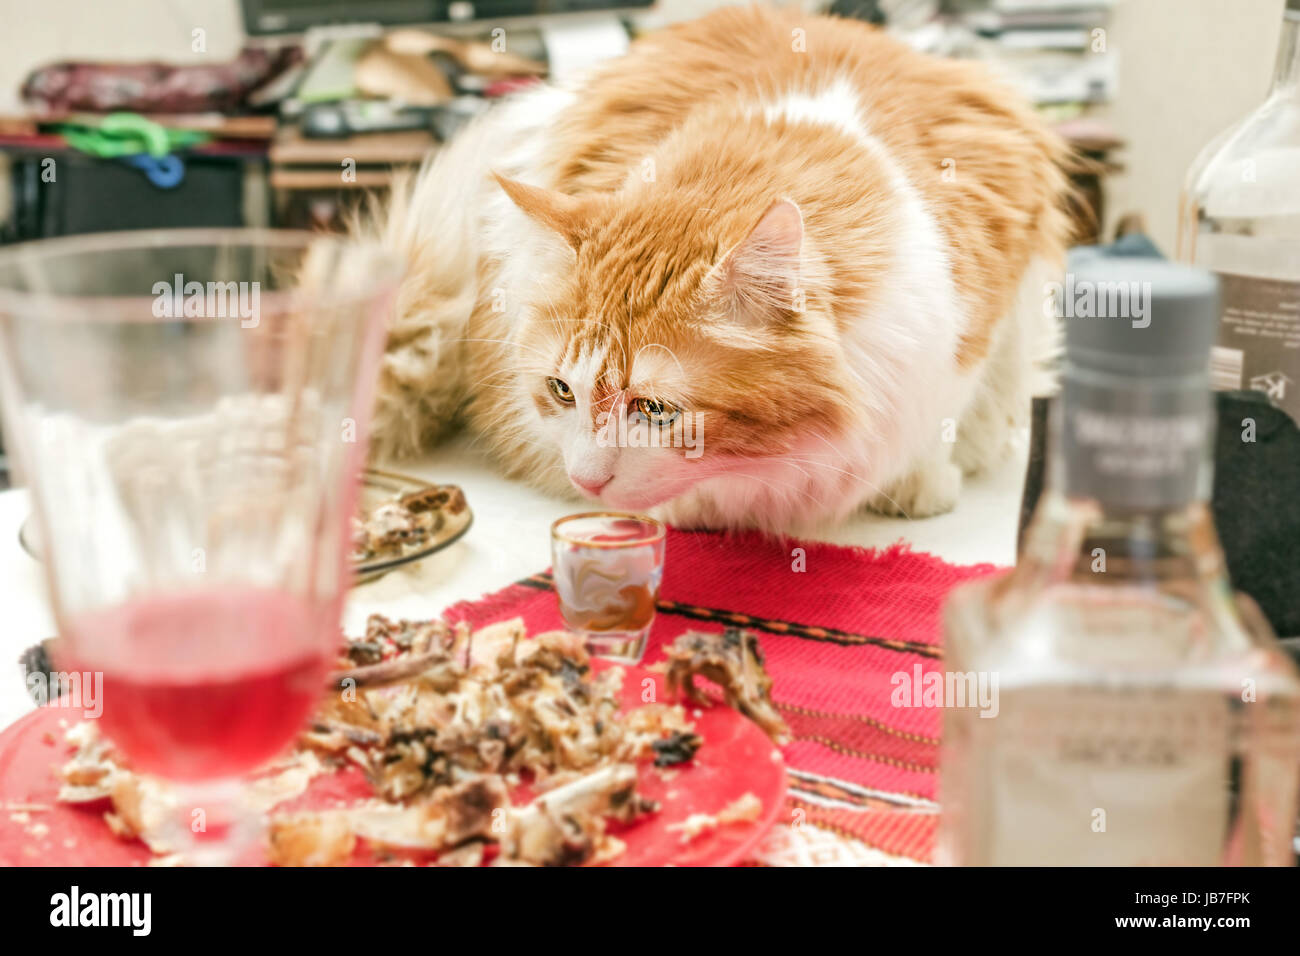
left=363, top=6, right=1072, bottom=533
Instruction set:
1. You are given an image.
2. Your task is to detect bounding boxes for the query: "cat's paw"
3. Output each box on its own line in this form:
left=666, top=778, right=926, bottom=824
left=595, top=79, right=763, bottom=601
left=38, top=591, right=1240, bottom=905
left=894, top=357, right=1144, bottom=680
left=868, top=459, right=963, bottom=519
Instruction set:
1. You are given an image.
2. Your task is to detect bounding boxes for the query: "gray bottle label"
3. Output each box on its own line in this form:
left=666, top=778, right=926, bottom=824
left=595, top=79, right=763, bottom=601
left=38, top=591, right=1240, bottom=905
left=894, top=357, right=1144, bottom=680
left=1062, top=378, right=1212, bottom=510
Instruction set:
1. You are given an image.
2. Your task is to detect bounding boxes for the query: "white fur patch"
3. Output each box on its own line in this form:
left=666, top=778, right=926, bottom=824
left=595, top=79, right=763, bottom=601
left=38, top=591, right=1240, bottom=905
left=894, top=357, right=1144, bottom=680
left=382, top=67, right=1048, bottom=530
left=479, top=86, right=580, bottom=335
left=734, top=78, right=972, bottom=519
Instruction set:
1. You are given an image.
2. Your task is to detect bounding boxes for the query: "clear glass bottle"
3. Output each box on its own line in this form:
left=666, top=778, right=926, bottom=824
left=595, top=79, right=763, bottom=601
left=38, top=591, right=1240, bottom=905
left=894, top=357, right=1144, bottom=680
left=1177, top=0, right=1300, bottom=421
left=939, top=257, right=1300, bottom=866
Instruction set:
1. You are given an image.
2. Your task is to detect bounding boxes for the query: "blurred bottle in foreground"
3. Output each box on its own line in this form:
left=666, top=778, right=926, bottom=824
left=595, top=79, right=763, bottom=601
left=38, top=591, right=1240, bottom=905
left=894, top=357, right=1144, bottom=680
left=939, top=257, right=1300, bottom=866
left=1178, top=0, right=1300, bottom=424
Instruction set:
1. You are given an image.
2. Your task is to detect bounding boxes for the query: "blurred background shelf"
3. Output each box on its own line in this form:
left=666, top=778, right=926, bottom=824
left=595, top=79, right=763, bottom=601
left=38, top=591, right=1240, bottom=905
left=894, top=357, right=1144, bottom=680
left=0, top=1, right=1290, bottom=252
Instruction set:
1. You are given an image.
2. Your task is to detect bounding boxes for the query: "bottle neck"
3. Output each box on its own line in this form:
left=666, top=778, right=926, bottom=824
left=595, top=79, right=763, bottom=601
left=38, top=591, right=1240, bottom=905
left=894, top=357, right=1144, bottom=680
left=1022, top=490, right=1227, bottom=590
left=1270, top=6, right=1300, bottom=95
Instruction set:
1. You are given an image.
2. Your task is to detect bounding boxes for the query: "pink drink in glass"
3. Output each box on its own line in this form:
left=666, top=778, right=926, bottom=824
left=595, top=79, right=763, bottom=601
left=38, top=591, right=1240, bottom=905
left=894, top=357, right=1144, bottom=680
left=66, top=588, right=332, bottom=781
left=0, top=229, right=398, bottom=862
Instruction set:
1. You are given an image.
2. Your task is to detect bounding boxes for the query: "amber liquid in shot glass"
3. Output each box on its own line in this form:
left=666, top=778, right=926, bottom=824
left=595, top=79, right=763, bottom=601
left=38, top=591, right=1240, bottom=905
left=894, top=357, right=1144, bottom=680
left=550, top=512, right=666, bottom=663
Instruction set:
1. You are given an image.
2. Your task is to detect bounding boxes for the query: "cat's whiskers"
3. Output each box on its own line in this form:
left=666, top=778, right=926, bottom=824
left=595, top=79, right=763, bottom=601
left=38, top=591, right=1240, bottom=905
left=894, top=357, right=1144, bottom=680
left=463, top=380, right=522, bottom=396
left=468, top=426, right=565, bottom=467
left=721, top=441, right=912, bottom=519
left=627, top=342, right=690, bottom=401
left=460, top=364, right=530, bottom=395
left=534, top=287, right=571, bottom=341
left=780, top=453, right=912, bottom=519
left=594, top=364, right=625, bottom=390
left=699, top=454, right=837, bottom=510
left=453, top=336, right=552, bottom=364
left=723, top=470, right=837, bottom=519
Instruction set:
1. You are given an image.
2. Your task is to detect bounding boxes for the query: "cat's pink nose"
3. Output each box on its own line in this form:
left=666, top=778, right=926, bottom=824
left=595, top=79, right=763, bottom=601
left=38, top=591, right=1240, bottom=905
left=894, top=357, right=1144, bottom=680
left=570, top=473, right=610, bottom=496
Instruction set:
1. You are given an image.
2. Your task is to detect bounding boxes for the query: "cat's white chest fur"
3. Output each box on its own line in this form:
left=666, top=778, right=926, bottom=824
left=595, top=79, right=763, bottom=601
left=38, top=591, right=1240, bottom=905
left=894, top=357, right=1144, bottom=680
left=661, top=84, right=980, bottom=530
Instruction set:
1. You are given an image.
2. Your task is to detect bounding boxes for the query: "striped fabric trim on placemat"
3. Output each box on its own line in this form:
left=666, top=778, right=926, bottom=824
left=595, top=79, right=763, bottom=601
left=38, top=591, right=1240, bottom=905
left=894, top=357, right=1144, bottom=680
left=517, top=572, right=942, bottom=658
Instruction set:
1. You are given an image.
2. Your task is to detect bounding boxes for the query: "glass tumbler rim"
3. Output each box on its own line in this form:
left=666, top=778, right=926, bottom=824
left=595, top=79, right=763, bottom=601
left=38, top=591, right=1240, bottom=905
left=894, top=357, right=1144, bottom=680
left=0, top=227, right=402, bottom=320
left=551, top=510, right=668, bottom=548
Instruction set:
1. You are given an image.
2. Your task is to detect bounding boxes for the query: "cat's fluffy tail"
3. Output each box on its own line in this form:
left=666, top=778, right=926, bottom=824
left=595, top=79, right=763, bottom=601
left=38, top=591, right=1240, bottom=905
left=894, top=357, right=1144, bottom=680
left=359, top=86, right=575, bottom=459
left=356, top=95, right=544, bottom=460
left=355, top=150, right=479, bottom=460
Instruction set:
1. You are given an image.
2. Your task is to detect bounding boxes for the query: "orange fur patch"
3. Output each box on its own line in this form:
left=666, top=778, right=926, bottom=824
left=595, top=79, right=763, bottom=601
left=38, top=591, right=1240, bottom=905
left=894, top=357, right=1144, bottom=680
left=416, top=6, right=1072, bottom=506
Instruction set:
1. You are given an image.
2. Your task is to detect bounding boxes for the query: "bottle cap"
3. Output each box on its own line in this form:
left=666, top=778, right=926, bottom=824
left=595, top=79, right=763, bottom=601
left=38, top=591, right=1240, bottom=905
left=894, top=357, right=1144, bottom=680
left=1057, top=254, right=1219, bottom=378
left=1056, top=255, right=1218, bottom=510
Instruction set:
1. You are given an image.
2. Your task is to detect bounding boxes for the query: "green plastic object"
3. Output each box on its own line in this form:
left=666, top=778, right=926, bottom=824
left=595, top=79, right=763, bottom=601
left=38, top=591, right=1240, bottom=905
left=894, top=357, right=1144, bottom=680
left=53, top=112, right=209, bottom=159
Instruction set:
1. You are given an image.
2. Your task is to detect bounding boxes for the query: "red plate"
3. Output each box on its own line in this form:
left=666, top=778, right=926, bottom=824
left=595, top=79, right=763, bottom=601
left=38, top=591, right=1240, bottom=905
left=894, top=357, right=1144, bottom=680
left=0, top=664, right=786, bottom=866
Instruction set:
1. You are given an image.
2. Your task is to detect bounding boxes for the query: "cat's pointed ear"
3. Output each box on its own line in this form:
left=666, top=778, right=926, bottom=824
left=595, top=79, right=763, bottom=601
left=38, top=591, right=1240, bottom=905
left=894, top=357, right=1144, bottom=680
left=493, top=173, right=584, bottom=248
left=712, top=199, right=804, bottom=323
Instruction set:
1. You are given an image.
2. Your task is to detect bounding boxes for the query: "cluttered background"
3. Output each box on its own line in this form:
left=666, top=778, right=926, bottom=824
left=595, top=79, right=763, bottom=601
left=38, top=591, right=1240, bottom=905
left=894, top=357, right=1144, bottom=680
left=0, top=0, right=1286, bottom=252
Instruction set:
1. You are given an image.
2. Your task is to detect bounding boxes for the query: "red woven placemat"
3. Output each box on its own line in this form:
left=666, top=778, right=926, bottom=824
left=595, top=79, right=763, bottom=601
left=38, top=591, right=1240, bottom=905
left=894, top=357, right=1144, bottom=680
left=444, top=528, right=1004, bottom=864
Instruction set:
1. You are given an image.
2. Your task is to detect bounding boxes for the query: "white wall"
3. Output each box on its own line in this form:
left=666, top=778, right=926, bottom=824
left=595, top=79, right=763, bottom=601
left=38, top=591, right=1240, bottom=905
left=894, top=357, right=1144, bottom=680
left=0, top=0, right=245, bottom=113
left=1100, top=0, right=1287, bottom=254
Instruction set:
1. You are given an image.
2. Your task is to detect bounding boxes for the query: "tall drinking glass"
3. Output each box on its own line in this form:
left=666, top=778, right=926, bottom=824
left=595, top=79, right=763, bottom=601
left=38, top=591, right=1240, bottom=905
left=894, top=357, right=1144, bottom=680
left=0, top=230, right=399, bottom=864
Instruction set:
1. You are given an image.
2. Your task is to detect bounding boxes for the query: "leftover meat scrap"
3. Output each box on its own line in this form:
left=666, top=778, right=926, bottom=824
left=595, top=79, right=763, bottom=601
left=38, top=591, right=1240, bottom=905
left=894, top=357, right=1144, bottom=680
left=666, top=792, right=764, bottom=844
left=56, top=615, right=781, bottom=867
left=351, top=483, right=466, bottom=563
left=663, top=628, right=791, bottom=744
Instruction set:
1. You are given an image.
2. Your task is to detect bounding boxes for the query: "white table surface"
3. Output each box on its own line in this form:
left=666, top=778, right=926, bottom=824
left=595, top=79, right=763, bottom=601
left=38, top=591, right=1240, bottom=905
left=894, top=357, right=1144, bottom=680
left=0, top=431, right=1029, bottom=730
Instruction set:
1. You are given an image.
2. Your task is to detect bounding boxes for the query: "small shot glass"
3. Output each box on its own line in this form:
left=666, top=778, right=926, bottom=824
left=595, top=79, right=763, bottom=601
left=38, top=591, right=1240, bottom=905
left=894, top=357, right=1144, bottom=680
left=550, top=511, right=667, bottom=663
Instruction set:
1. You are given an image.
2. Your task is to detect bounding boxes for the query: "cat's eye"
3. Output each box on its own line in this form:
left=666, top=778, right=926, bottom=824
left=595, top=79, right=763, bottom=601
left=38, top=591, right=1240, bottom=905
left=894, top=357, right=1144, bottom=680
left=547, top=377, right=575, bottom=404
left=634, top=397, right=680, bottom=426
